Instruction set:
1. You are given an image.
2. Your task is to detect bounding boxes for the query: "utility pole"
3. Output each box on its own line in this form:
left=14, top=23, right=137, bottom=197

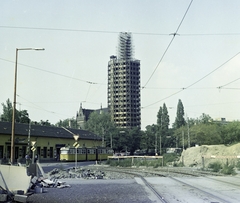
left=187, top=117, right=190, bottom=148
left=159, top=116, right=162, bottom=155
left=27, top=120, right=31, bottom=154
left=182, top=130, right=184, bottom=150
left=102, top=127, right=105, bottom=147
left=155, top=132, right=157, bottom=155
left=159, top=133, right=162, bottom=155
left=110, top=132, right=113, bottom=148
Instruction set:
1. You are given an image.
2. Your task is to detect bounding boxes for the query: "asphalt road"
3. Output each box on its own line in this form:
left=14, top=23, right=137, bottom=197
left=27, top=179, right=155, bottom=203
left=28, top=162, right=157, bottom=203
left=31, top=163, right=240, bottom=202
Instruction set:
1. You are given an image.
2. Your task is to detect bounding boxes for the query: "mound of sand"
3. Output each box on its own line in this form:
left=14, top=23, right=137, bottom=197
left=180, top=143, right=240, bottom=167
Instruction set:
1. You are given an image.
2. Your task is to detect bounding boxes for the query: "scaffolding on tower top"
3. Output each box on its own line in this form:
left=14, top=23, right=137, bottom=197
left=118, top=32, right=133, bottom=60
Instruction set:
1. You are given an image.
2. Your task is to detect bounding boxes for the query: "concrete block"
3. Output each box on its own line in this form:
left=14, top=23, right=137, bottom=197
left=0, top=165, right=31, bottom=194
left=13, top=194, right=27, bottom=203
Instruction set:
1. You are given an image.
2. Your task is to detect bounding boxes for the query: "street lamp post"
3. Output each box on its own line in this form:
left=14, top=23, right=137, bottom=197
left=11, top=48, right=44, bottom=164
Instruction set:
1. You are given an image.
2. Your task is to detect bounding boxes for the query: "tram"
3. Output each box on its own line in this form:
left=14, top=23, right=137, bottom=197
left=60, top=146, right=113, bottom=161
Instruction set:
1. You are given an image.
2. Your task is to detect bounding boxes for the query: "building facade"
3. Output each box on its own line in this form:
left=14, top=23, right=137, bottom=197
left=108, top=32, right=141, bottom=128
left=76, top=103, right=108, bottom=130
left=0, top=121, right=102, bottom=163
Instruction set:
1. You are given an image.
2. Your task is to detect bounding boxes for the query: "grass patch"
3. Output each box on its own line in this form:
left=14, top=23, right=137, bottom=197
left=106, top=153, right=180, bottom=168
left=106, top=157, right=163, bottom=168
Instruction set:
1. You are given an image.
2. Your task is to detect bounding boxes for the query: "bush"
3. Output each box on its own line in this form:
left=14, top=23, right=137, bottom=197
left=221, top=164, right=236, bottom=175
left=236, top=161, right=240, bottom=170
left=163, top=153, right=180, bottom=166
left=135, top=159, right=148, bottom=167
left=208, top=162, right=222, bottom=172
left=119, top=159, right=132, bottom=167
left=174, top=162, right=184, bottom=167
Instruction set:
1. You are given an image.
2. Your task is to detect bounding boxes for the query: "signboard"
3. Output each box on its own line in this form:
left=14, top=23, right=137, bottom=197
left=73, top=142, right=79, bottom=148
left=31, top=141, right=36, bottom=152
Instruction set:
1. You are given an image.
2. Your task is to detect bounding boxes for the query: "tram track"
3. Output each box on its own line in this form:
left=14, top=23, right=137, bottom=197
left=102, top=167, right=168, bottom=202
left=204, top=176, right=240, bottom=189
left=168, top=176, right=231, bottom=203
left=101, top=166, right=240, bottom=202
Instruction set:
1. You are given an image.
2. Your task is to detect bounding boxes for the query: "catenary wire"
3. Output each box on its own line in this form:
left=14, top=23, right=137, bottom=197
left=0, top=57, right=103, bottom=85
left=142, top=51, right=240, bottom=109
left=1, top=25, right=240, bottom=36
left=218, top=78, right=240, bottom=89
left=142, top=0, right=194, bottom=89
left=1, top=57, right=107, bottom=108
left=185, top=52, right=240, bottom=89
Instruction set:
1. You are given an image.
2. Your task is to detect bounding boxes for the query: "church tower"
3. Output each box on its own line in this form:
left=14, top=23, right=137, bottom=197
left=76, top=103, right=85, bottom=129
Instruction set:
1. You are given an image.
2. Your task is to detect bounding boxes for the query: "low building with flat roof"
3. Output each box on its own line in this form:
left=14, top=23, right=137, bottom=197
left=0, top=121, right=102, bottom=163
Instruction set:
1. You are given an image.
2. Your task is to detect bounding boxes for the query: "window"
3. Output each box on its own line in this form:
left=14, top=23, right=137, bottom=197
left=43, top=147, right=47, bottom=158
left=49, top=147, right=53, bottom=158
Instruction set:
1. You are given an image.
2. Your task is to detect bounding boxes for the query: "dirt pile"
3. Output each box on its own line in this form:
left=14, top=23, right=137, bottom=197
left=180, top=143, right=240, bottom=167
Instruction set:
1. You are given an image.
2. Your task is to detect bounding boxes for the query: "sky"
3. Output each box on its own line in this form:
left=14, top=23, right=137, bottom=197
left=1, top=0, right=240, bottom=130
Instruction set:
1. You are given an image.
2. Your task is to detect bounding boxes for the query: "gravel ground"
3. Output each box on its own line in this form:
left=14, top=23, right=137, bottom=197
left=27, top=166, right=154, bottom=203
left=26, top=165, right=240, bottom=202
left=27, top=179, right=153, bottom=203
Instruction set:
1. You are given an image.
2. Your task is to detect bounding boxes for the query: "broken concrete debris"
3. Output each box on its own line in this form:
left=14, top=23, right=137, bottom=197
left=29, top=176, right=71, bottom=193
left=0, top=163, right=72, bottom=203
left=48, top=167, right=106, bottom=180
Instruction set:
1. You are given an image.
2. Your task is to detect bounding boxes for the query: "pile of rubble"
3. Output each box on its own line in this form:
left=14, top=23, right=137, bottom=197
left=0, top=164, right=135, bottom=202
left=0, top=164, right=74, bottom=203
left=48, top=167, right=105, bottom=180
left=47, top=166, right=135, bottom=180
left=29, top=176, right=71, bottom=192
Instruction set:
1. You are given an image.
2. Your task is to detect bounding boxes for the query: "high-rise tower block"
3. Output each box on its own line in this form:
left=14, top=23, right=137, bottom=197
left=108, top=32, right=141, bottom=128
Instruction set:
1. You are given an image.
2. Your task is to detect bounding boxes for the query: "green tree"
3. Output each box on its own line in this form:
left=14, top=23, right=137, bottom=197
left=198, top=113, right=213, bottom=124
left=157, top=103, right=170, bottom=152
left=85, top=111, right=117, bottom=148
left=56, top=117, right=77, bottom=128
left=144, top=124, right=158, bottom=153
left=128, top=127, right=142, bottom=154
left=221, top=121, right=240, bottom=144
left=140, top=130, right=149, bottom=150
left=190, top=123, right=222, bottom=145
left=173, top=99, right=186, bottom=128
left=173, top=120, right=222, bottom=148
left=17, top=110, right=30, bottom=123
left=1, top=99, right=13, bottom=122
left=33, top=120, right=52, bottom=126
left=1, top=99, right=30, bottom=124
